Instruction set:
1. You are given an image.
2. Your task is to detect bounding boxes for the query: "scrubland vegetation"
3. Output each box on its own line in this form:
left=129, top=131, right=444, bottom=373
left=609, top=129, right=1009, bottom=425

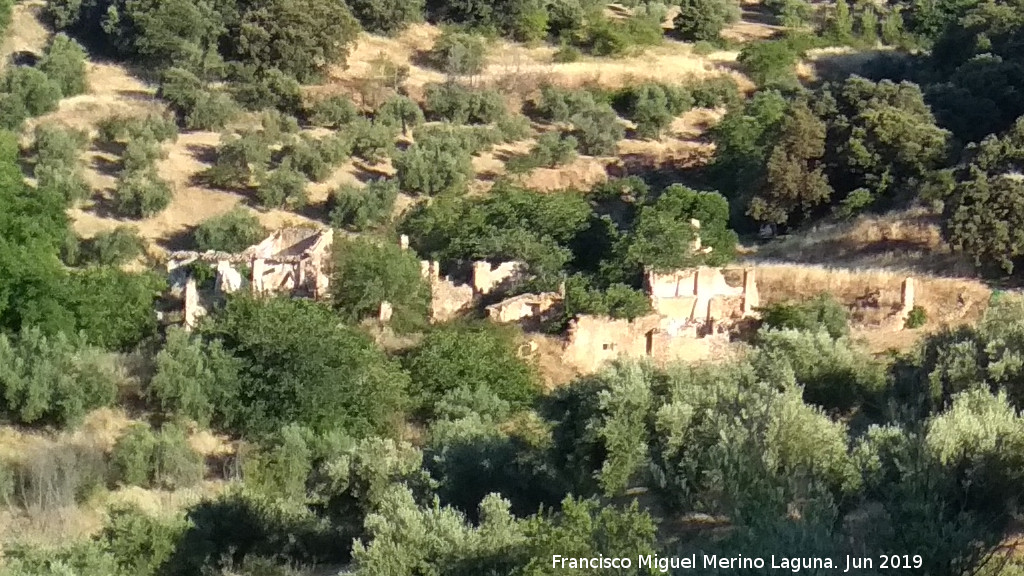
left=4, top=0, right=1024, bottom=573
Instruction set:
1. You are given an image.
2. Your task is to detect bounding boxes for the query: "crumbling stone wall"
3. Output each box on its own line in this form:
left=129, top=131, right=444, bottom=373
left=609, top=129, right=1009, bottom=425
left=473, top=261, right=527, bottom=295
left=645, top=267, right=758, bottom=324
left=417, top=258, right=529, bottom=323
left=486, top=292, right=562, bottom=324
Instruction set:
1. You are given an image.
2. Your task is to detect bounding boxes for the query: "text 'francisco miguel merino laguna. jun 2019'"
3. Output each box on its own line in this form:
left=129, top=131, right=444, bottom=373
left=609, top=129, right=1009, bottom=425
left=551, top=553, right=926, bottom=572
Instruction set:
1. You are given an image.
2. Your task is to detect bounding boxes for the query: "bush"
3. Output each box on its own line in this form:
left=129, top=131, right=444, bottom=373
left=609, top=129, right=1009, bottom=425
left=113, top=168, right=174, bottom=218
left=205, top=131, right=271, bottom=190
left=674, top=0, right=739, bottom=41
left=101, top=504, right=185, bottom=576
left=0, top=67, right=62, bottom=129
left=532, top=85, right=600, bottom=123
left=62, top=267, right=164, bottom=350
left=148, top=327, right=240, bottom=426
left=228, top=66, right=304, bottom=115
left=507, top=130, right=578, bottom=172
left=111, top=424, right=158, bottom=487
left=0, top=328, right=118, bottom=427
left=32, top=123, right=90, bottom=202
left=347, top=0, right=424, bottom=34
left=185, top=91, right=239, bottom=131
left=330, top=237, right=431, bottom=331
left=905, top=305, right=928, bottom=329
left=737, top=40, right=801, bottom=87
left=570, top=103, right=625, bottom=156
left=309, top=95, right=359, bottom=128
left=80, top=226, right=147, bottom=266
left=375, top=95, right=424, bottom=134
left=111, top=423, right=203, bottom=489
left=428, top=30, right=487, bottom=76
left=562, top=275, right=652, bottom=320
left=194, top=208, right=267, bottom=252
left=423, top=82, right=507, bottom=124
left=256, top=164, right=308, bottom=209
left=689, top=75, right=741, bottom=108
left=39, top=33, right=88, bottom=97
left=613, top=83, right=694, bottom=139
left=758, top=293, right=850, bottom=339
left=122, top=137, right=166, bottom=173
left=159, top=68, right=239, bottom=130
left=97, top=113, right=179, bottom=145
left=413, top=123, right=504, bottom=154
left=394, top=135, right=474, bottom=196
left=328, top=178, right=399, bottom=231
left=350, top=117, right=397, bottom=163
left=15, top=443, right=108, bottom=512
left=280, top=136, right=336, bottom=182
left=405, top=322, right=541, bottom=414
left=553, top=43, right=583, bottom=63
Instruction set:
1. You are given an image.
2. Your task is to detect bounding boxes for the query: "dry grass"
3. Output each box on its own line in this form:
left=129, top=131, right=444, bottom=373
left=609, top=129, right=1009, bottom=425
left=750, top=208, right=976, bottom=276
left=0, top=0, right=49, bottom=68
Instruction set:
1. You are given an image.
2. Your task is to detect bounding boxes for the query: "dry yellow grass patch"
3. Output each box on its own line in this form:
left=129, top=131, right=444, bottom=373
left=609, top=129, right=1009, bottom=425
left=0, top=0, right=49, bottom=67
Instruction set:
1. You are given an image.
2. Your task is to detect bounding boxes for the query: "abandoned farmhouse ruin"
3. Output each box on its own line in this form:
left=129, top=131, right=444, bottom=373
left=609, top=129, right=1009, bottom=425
left=166, top=223, right=919, bottom=374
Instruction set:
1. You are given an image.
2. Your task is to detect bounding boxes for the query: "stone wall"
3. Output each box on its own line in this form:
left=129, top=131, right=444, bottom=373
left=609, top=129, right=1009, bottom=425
left=486, top=292, right=562, bottom=324
left=645, top=267, right=758, bottom=324
left=561, top=314, right=722, bottom=373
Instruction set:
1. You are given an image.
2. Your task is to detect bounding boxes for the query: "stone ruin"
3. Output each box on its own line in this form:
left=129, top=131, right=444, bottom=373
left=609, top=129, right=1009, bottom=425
left=168, top=227, right=334, bottom=328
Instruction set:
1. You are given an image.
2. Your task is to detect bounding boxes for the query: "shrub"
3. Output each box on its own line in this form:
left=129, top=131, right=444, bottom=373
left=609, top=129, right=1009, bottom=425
left=375, top=95, right=424, bottom=134
left=0, top=457, right=13, bottom=507
left=148, top=327, right=241, bottom=426
left=413, top=123, right=504, bottom=154
left=347, top=0, right=424, bottom=34
left=194, top=208, right=267, bottom=252
left=113, top=168, right=173, bottom=218
left=243, top=424, right=312, bottom=502
left=496, top=114, right=533, bottom=141
left=159, top=68, right=239, bottom=130
left=563, top=275, right=652, bottom=320
left=185, top=91, right=239, bottom=131
left=228, top=67, right=304, bottom=115
left=330, top=237, right=431, bottom=331
left=39, top=33, right=88, bottom=97
left=758, top=293, right=850, bottom=339
left=256, top=164, right=308, bottom=209
left=405, top=322, right=541, bottom=414
left=905, top=305, right=928, bottom=329
left=15, top=443, right=107, bottom=511
left=81, top=226, right=147, bottom=266
left=32, top=123, right=90, bottom=202
left=280, top=136, right=337, bottom=182
left=553, top=43, right=583, bottom=62
left=101, top=504, right=185, bottom=576
left=0, top=67, right=62, bottom=129
left=689, top=75, right=741, bottom=108
left=328, top=178, right=399, bottom=231
left=205, top=131, right=271, bottom=190
left=111, top=424, right=158, bottom=487
left=350, top=117, right=397, bottom=163
left=507, top=131, right=578, bottom=172
left=569, top=103, right=624, bottom=156
left=532, top=85, right=599, bottom=123
left=122, top=137, right=166, bottom=173
left=62, top=267, right=164, bottom=351
left=0, top=328, right=118, bottom=427
left=674, top=0, right=739, bottom=41
left=111, top=423, right=203, bottom=489
left=423, top=82, right=507, bottom=124
left=97, top=113, right=179, bottom=145
left=613, top=83, right=694, bottom=139
left=308, top=95, right=359, bottom=128
left=394, top=136, right=474, bottom=196
left=737, top=39, right=801, bottom=87
left=151, top=423, right=204, bottom=489
left=428, top=30, right=487, bottom=76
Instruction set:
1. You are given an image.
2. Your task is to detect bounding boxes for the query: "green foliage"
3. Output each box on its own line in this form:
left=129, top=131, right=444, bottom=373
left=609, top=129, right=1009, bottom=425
left=347, top=0, right=424, bottom=34
left=737, top=39, right=801, bottom=87
left=97, top=113, right=178, bottom=145
left=32, top=123, right=91, bottom=203
left=406, top=322, right=541, bottom=414
left=531, top=85, right=600, bottom=123
left=612, top=82, right=694, bottom=139
left=374, top=95, right=424, bottom=134
left=100, top=504, right=185, bottom=576
left=79, top=225, right=146, bottom=266
left=158, top=68, right=239, bottom=131
left=906, top=305, right=928, bottom=329
left=149, top=327, right=240, bottom=425
left=308, top=95, right=359, bottom=128
left=205, top=131, right=271, bottom=190
left=0, top=67, right=62, bottom=130
left=194, top=208, right=266, bottom=253
left=689, top=75, right=742, bottom=108
left=39, top=33, right=88, bottom=97
left=569, top=101, right=624, bottom=156
left=562, top=275, right=652, bottom=320
left=242, top=424, right=312, bottom=502
left=255, top=163, right=308, bottom=209
left=349, top=117, right=397, bottom=163
left=428, top=30, right=487, bottom=76
left=200, top=296, right=410, bottom=437
left=626, top=184, right=737, bottom=271
left=758, top=293, right=850, bottom=339
left=0, top=328, right=118, bottom=427
left=506, top=130, right=578, bottom=173
left=328, top=178, right=399, bottom=231
left=393, top=134, right=474, bottom=196
left=674, top=0, right=740, bottom=41
left=330, top=237, right=431, bottom=331
left=112, top=168, right=173, bottom=218
left=111, top=423, right=203, bottom=489
left=61, top=267, right=163, bottom=350
left=422, top=82, right=507, bottom=124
